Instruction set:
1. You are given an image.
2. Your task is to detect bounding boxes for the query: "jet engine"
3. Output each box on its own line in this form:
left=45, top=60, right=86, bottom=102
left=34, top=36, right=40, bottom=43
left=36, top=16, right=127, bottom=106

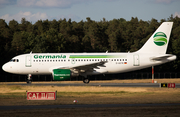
left=52, top=69, right=79, bottom=81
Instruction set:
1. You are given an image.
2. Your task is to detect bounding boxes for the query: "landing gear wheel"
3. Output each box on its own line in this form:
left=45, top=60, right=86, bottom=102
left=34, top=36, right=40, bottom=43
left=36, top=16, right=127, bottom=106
left=83, top=78, right=90, bottom=84
left=27, top=80, right=32, bottom=84
left=27, top=74, right=32, bottom=84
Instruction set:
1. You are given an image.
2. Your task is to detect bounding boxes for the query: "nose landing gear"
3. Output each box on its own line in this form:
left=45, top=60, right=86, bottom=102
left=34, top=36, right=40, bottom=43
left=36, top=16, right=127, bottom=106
left=27, top=74, right=32, bottom=84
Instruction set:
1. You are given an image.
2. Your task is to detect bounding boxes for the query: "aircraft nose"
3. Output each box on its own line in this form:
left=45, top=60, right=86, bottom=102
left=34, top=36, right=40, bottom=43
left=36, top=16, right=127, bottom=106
left=2, top=63, right=10, bottom=72
left=2, top=63, right=12, bottom=72
left=2, top=62, right=20, bottom=74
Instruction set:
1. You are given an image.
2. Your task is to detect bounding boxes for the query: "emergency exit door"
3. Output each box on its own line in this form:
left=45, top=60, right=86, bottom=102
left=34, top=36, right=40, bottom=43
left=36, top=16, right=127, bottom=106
left=25, top=55, right=32, bottom=67
left=133, top=54, right=139, bottom=66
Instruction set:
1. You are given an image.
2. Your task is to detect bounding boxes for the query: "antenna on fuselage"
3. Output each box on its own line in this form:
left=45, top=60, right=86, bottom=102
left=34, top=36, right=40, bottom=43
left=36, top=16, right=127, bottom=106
left=30, top=51, right=32, bottom=54
left=106, top=50, right=108, bottom=53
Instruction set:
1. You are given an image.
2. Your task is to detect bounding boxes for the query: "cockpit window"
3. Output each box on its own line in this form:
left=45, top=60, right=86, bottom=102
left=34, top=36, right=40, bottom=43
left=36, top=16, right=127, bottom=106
left=10, top=59, right=19, bottom=62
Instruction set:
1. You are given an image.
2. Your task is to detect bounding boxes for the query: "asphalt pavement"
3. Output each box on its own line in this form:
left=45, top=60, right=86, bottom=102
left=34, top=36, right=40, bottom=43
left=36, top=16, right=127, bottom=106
left=5, top=82, right=180, bottom=88
left=1, top=103, right=180, bottom=110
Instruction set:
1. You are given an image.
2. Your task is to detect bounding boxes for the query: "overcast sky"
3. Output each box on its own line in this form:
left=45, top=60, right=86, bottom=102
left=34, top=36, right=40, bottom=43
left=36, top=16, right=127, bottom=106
left=0, top=0, right=180, bottom=23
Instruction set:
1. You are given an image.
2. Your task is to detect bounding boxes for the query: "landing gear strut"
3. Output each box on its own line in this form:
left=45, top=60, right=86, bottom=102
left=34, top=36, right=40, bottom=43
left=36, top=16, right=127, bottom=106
left=83, top=78, right=90, bottom=84
left=27, top=74, right=32, bottom=84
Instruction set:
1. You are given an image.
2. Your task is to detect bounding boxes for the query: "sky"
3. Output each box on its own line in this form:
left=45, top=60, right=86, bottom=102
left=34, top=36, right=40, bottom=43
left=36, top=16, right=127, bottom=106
left=0, top=0, right=180, bottom=24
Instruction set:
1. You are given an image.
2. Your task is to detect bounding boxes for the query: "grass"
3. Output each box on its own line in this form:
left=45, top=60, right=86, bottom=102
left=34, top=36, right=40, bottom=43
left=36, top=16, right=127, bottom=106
left=0, top=85, right=180, bottom=106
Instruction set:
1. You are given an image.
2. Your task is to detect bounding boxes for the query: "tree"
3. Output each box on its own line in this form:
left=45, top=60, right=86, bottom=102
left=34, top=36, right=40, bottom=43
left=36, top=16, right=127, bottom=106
left=9, top=19, right=19, bottom=33
left=0, top=19, right=11, bottom=54
left=106, top=19, right=123, bottom=52
left=34, top=20, right=44, bottom=35
left=82, top=35, right=92, bottom=51
left=11, top=31, right=28, bottom=54
left=0, top=19, right=8, bottom=30
left=50, top=19, right=59, bottom=31
left=19, top=18, right=31, bottom=31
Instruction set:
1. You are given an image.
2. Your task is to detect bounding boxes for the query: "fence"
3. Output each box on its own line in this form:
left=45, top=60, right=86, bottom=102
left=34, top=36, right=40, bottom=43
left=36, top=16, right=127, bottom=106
left=0, top=72, right=180, bottom=82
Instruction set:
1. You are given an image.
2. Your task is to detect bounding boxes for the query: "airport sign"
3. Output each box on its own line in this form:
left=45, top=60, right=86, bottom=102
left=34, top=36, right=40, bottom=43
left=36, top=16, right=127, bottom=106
left=160, top=83, right=176, bottom=88
left=27, top=91, right=56, bottom=100
left=168, top=83, right=176, bottom=88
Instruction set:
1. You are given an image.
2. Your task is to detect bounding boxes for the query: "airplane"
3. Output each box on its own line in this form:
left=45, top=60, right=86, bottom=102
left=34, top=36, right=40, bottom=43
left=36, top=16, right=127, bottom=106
left=2, top=22, right=176, bottom=84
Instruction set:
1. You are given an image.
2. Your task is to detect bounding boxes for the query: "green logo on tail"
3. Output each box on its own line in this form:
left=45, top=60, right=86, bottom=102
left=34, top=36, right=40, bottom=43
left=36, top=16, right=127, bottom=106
left=153, top=32, right=167, bottom=46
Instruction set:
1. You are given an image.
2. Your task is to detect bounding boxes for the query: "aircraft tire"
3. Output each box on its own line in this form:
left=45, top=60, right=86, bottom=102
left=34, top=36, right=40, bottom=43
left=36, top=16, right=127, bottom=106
left=27, top=80, right=32, bottom=84
left=83, top=78, right=90, bottom=84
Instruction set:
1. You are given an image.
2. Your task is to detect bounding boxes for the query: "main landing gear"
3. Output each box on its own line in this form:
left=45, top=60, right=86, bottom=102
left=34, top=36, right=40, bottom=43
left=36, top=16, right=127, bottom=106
left=83, top=78, right=90, bottom=84
left=27, top=74, right=32, bottom=84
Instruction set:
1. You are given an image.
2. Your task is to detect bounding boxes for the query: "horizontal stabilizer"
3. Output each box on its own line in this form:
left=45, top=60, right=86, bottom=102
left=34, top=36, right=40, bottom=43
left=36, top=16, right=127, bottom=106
left=151, top=54, right=176, bottom=61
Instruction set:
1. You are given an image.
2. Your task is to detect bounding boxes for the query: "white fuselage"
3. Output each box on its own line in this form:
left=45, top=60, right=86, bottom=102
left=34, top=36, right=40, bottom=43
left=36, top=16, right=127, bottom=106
left=2, top=53, right=176, bottom=76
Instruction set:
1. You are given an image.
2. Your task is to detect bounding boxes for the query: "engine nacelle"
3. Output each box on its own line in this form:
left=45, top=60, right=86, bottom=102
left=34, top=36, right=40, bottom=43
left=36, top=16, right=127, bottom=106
left=52, top=69, right=79, bottom=81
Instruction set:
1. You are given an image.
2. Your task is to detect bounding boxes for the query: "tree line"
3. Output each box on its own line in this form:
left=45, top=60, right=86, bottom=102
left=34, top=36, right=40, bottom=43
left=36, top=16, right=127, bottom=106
left=0, top=15, right=180, bottom=75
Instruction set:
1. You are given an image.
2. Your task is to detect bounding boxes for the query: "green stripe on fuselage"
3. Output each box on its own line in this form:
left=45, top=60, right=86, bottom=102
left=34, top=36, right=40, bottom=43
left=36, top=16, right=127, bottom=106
left=69, top=55, right=126, bottom=58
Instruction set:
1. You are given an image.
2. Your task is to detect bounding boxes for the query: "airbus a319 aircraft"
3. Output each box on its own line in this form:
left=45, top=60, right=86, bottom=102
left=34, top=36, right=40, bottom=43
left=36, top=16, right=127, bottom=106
left=2, top=22, right=176, bottom=84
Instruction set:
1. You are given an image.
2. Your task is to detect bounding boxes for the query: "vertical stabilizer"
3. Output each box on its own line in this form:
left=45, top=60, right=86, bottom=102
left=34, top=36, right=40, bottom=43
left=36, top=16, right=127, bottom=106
left=136, top=22, right=173, bottom=54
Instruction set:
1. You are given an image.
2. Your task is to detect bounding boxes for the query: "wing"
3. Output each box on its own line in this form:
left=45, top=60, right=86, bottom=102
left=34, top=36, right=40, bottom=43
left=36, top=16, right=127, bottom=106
left=69, top=61, right=107, bottom=72
left=52, top=61, right=108, bottom=74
